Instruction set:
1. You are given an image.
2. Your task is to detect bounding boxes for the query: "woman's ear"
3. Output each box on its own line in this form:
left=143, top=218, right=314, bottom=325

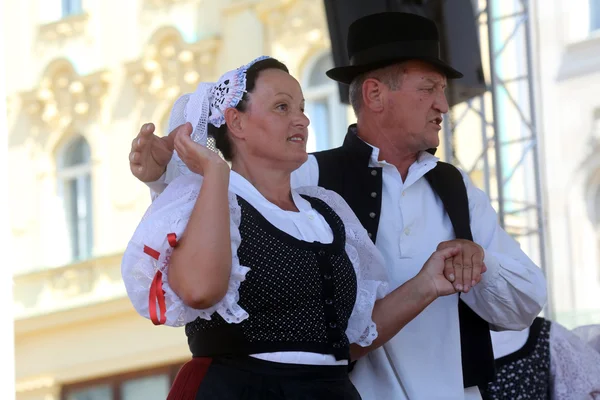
left=224, top=108, right=245, bottom=139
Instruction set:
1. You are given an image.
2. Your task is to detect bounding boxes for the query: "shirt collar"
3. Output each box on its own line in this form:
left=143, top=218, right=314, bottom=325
left=229, top=170, right=311, bottom=212
left=357, top=136, right=440, bottom=169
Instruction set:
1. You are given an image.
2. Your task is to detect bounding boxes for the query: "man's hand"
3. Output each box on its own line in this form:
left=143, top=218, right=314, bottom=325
left=129, top=122, right=189, bottom=182
left=437, top=239, right=487, bottom=293
left=415, top=246, right=462, bottom=298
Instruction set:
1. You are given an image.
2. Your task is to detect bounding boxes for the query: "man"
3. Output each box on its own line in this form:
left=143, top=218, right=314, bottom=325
left=128, top=12, right=546, bottom=400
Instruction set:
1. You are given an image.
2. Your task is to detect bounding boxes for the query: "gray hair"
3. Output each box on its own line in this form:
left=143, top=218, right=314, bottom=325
left=348, top=62, right=407, bottom=116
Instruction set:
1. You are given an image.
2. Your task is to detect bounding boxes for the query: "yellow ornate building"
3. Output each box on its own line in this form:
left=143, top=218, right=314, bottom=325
left=5, top=0, right=348, bottom=399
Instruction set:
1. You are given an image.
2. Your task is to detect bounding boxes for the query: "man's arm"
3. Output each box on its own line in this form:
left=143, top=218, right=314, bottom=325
left=459, top=171, right=547, bottom=331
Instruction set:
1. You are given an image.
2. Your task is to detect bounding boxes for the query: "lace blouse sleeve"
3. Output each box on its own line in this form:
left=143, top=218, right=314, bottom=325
left=121, top=174, right=250, bottom=327
left=296, top=186, right=389, bottom=347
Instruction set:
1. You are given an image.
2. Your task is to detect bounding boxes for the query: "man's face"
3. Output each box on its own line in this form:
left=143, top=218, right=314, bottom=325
left=382, top=60, right=449, bottom=152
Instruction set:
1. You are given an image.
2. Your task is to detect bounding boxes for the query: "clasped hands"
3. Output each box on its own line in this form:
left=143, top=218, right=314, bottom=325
left=419, top=239, right=487, bottom=298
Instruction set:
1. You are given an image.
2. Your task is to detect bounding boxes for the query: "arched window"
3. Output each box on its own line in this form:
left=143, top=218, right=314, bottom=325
left=62, top=0, right=82, bottom=17
left=303, top=52, right=347, bottom=153
left=57, top=136, right=93, bottom=262
left=591, top=0, right=600, bottom=32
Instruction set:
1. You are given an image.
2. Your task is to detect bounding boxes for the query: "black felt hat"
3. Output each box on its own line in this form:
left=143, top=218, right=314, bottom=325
left=326, top=12, right=463, bottom=84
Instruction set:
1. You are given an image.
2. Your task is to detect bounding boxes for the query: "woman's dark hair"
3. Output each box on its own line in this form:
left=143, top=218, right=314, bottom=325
left=207, top=58, right=289, bottom=161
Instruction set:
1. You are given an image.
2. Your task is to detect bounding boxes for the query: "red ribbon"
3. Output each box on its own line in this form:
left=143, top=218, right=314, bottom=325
left=144, top=234, right=178, bottom=326
left=149, top=271, right=167, bottom=325
left=167, top=233, right=178, bottom=248
left=143, top=245, right=160, bottom=260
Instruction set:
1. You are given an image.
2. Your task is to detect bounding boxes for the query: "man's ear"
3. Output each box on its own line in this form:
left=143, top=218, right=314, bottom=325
left=224, top=108, right=245, bottom=139
left=362, top=78, right=385, bottom=113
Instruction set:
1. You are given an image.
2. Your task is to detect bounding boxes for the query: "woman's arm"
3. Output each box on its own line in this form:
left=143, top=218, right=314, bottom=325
left=350, top=247, right=460, bottom=360
left=168, top=127, right=233, bottom=309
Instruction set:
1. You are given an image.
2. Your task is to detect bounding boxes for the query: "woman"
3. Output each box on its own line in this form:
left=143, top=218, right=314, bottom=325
left=121, top=56, right=461, bottom=399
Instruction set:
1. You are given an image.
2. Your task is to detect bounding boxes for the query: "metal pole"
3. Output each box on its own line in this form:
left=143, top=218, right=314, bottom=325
left=443, top=113, right=453, bottom=163
left=522, top=0, right=553, bottom=318
left=486, top=0, right=506, bottom=228
left=480, top=95, right=492, bottom=197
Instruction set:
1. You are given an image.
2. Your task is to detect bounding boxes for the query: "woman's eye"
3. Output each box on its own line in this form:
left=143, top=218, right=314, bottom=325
left=423, top=88, right=435, bottom=93
left=276, top=104, right=288, bottom=111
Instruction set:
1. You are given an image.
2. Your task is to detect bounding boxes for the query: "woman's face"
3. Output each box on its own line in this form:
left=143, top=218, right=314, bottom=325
left=234, top=68, right=310, bottom=170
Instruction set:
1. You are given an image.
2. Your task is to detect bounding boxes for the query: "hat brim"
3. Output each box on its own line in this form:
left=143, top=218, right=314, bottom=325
left=326, top=57, right=463, bottom=84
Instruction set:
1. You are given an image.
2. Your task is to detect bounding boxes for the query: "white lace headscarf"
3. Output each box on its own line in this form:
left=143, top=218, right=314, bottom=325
left=169, top=55, right=271, bottom=175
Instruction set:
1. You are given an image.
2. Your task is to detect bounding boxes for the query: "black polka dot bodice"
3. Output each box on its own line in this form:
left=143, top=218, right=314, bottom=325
left=186, top=195, right=357, bottom=361
left=483, top=317, right=551, bottom=400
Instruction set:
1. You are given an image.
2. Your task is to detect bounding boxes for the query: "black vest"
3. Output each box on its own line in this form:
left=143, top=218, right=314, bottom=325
left=312, top=125, right=495, bottom=389
left=186, top=195, right=358, bottom=361
left=482, top=317, right=551, bottom=400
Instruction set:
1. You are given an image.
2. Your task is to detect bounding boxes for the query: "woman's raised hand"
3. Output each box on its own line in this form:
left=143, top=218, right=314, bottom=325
left=174, top=123, right=230, bottom=177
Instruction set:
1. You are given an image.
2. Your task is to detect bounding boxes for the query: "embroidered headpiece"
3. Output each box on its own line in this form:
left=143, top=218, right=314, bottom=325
left=168, top=55, right=271, bottom=174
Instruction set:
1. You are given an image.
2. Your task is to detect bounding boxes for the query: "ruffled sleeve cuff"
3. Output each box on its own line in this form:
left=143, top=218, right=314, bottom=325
left=296, top=186, right=389, bottom=347
left=121, top=173, right=250, bottom=327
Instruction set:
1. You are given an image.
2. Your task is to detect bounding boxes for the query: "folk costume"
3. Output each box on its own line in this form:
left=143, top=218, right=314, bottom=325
left=122, top=56, right=388, bottom=400
left=150, top=12, right=547, bottom=400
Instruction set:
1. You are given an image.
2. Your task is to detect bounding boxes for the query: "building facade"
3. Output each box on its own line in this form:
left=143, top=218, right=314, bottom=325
left=5, top=0, right=600, bottom=399
left=534, top=0, right=600, bottom=327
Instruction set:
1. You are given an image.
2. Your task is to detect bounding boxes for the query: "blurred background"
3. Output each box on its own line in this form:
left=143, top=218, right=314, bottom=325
left=2, top=0, right=600, bottom=399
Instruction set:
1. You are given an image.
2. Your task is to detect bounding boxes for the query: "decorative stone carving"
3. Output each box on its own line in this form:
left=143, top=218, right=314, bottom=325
left=144, top=0, right=197, bottom=7
left=125, top=27, right=220, bottom=102
left=13, top=253, right=126, bottom=318
left=256, top=0, right=330, bottom=71
left=21, top=59, right=110, bottom=130
left=38, top=13, right=89, bottom=41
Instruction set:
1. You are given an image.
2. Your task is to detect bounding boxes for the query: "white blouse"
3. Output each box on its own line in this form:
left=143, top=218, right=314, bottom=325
left=122, top=171, right=389, bottom=367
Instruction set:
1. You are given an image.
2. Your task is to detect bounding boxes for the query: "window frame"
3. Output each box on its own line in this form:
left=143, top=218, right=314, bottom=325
left=61, top=0, right=83, bottom=18
left=56, top=135, right=93, bottom=262
left=302, top=51, right=347, bottom=152
left=60, top=363, right=184, bottom=400
left=591, top=0, right=600, bottom=32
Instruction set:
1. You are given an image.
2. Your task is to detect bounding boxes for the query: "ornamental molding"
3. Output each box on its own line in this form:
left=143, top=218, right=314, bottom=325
left=20, top=58, right=110, bottom=130
left=144, top=0, right=198, bottom=7
left=255, top=0, right=329, bottom=70
left=125, top=27, right=221, bottom=102
left=38, top=12, right=89, bottom=41
left=13, top=253, right=126, bottom=322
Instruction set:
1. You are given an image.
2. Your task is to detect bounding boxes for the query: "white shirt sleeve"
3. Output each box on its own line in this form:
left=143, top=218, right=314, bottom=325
left=459, top=171, right=547, bottom=331
left=291, top=155, right=320, bottom=188
left=146, top=157, right=181, bottom=201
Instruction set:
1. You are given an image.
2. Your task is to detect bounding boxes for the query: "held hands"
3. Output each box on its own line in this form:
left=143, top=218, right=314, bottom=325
left=437, top=239, right=486, bottom=293
left=173, top=122, right=229, bottom=176
left=416, top=240, right=487, bottom=299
